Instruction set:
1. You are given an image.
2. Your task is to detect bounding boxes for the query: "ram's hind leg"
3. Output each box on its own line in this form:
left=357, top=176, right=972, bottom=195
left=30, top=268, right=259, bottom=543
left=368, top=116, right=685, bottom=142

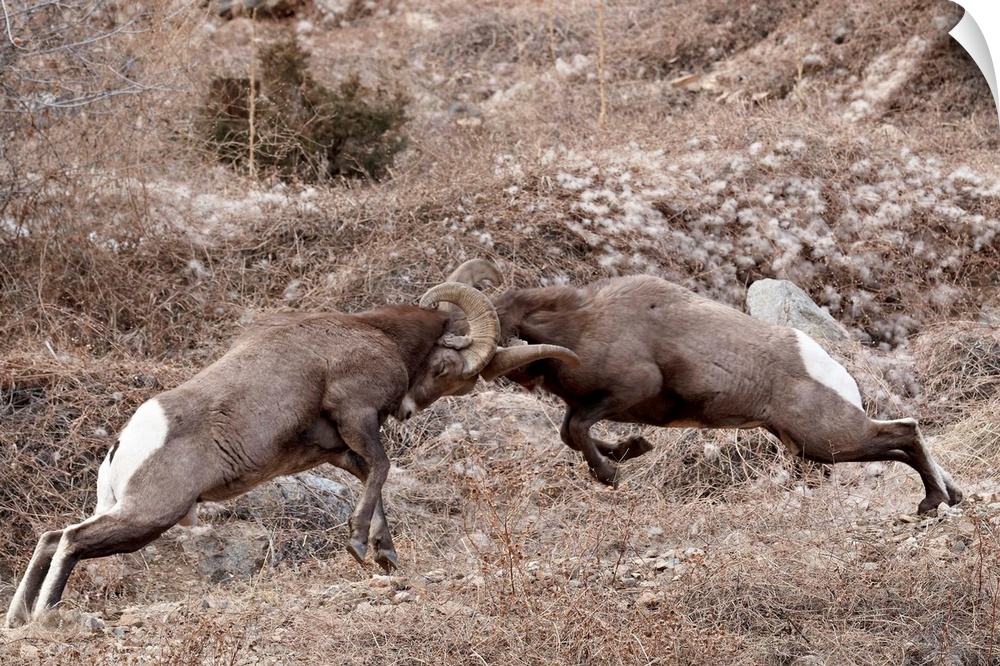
left=860, top=419, right=961, bottom=513
left=27, top=510, right=179, bottom=624
left=6, top=529, right=65, bottom=628
left=857, top=448, right=961, bottom=513
left=789, top=418, right=960, bottom=515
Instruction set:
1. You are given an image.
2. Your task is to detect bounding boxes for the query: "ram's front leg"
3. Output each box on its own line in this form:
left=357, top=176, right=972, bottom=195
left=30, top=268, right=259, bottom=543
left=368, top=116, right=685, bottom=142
left=560, top=367, right=661, bottom=473
left=331, top=450, right=397, bottom=571
left=560, top=407, right=620, bottom=487
left=304, top=417, right=398, bottom=570
left=337, top=411, right=391, bottom=567
left=560, top=419, right=654, bottom=463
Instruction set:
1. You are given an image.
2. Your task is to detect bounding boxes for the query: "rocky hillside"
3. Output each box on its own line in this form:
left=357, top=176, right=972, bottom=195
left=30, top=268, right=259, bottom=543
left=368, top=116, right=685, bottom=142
left=1, top=1, right=999, bottom=664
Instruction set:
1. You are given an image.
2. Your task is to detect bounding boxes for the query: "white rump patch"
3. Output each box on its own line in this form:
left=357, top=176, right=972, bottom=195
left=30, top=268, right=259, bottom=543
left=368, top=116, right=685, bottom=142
left=95, top=453, right=115, bottom=515
left=101, top=399, right=171, bottom=510
left=792, top=329, right=863, bottom=410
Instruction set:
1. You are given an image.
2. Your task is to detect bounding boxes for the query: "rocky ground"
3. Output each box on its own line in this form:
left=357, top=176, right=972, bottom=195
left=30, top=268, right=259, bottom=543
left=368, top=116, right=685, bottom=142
left=2, top=0, right=999, bottom=664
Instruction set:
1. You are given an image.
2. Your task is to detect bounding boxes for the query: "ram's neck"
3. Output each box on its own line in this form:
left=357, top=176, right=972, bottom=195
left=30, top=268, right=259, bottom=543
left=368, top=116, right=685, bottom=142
left=353, top=305, right=449, bottom=374
left=494, top=286, right=586, bottom=349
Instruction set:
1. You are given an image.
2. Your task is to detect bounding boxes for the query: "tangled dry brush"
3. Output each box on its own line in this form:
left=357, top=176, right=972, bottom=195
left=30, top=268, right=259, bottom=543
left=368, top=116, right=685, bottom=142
left=2, top=0, right=1000, bottom=664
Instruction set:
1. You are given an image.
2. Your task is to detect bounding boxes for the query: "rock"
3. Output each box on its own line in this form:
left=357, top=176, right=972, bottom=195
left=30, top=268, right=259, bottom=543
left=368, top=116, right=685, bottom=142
left=201, top=598, right=230, bottom=610
left=234, top=472, right=352, bottom=530
left=180, top=522, right=271, bottom=583
left=35, top=609, right=105, bottom=634
left=85, top=615, right=105, bottom=632
left=746, top=279, right=851, bottom=341
left=353, top=601, right=394, bottom=618
left=937, top=503, right=964, bottom=518
left=421, top=569, right=447, bottom=584
left=637, top=591, right=661, bottom=608
left=653, top=557, right=678, bottom=571
left=392, top=591, right=415, bottom=604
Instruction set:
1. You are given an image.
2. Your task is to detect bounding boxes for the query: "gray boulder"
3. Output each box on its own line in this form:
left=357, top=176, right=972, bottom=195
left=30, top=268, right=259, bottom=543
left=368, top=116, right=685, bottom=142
left=178, top=472, right=354, bottom=581
left=746, top=279, right=851, bottom=341
left=181, top=522, right=271, bottom=583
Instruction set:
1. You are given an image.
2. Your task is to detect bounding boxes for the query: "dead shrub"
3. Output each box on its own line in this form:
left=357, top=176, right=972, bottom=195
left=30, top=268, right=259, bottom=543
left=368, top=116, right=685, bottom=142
left=936, top=401, right=1000, bottom=473
left=197, top=38, right=409, bottom=183
left=911, top=323, right=1000, bottom=423
left=427, top=11, right=587, bottom=68
left=0, top=354, right=178, bottom=579
left=625, top=428, right=829, bottom=504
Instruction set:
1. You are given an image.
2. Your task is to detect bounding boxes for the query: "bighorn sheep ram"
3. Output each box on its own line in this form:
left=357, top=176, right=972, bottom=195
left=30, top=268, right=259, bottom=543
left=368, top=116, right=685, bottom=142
left=6, top=280, right=577, bottom=628
left=454, top=259, right=962, bottom=516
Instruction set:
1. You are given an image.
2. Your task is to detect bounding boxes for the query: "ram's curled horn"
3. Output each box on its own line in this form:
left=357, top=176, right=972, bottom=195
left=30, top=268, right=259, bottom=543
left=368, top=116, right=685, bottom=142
left=419, top=282, right=501, bottom=377
left=480, top=341, right=581, bottom=382
left=446, top=258, right=502, bottom=286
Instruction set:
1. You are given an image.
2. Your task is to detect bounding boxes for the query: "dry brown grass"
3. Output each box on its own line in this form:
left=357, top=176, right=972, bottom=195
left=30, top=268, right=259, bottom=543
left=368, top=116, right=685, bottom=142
left=912, top=324, right=1000, bottom=421
left=2, top=0, right=1000, bottom=663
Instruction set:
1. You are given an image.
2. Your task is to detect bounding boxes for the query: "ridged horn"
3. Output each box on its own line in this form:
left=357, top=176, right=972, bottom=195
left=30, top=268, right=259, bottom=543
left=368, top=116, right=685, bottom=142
left=446, top=259, right=502, bottom=287
left=480, top=343, right=581, bottom=382
left=420, top=282, right=500, bottom=378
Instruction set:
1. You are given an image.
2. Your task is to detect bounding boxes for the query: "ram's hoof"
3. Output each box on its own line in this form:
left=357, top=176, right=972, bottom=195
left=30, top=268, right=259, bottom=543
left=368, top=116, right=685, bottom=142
left=346, top=539, right=368, bottom=564
left=588, top=463, right=619, bottom=488
left=5, top=601, right=30, bottom=629
left=917, top=492, right=951, bottom=515
left=375, top=549, right=398, bottom=572
left=948, top=486, right=964, bottom=506
left=5, top=614, right=26, bottom=629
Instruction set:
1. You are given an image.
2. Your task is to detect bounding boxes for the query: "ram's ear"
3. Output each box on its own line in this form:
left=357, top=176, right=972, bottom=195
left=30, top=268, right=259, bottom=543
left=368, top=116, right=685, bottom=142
left=420, top=282, right=500, bottom=378
left=438, top=333, right=473, bottom=350
left=431, top=349, right=464, bottom=378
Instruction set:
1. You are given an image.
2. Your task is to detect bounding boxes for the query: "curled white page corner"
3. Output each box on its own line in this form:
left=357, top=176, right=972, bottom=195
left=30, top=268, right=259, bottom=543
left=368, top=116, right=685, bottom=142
left=950, top=1, right=1000, bottom=128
